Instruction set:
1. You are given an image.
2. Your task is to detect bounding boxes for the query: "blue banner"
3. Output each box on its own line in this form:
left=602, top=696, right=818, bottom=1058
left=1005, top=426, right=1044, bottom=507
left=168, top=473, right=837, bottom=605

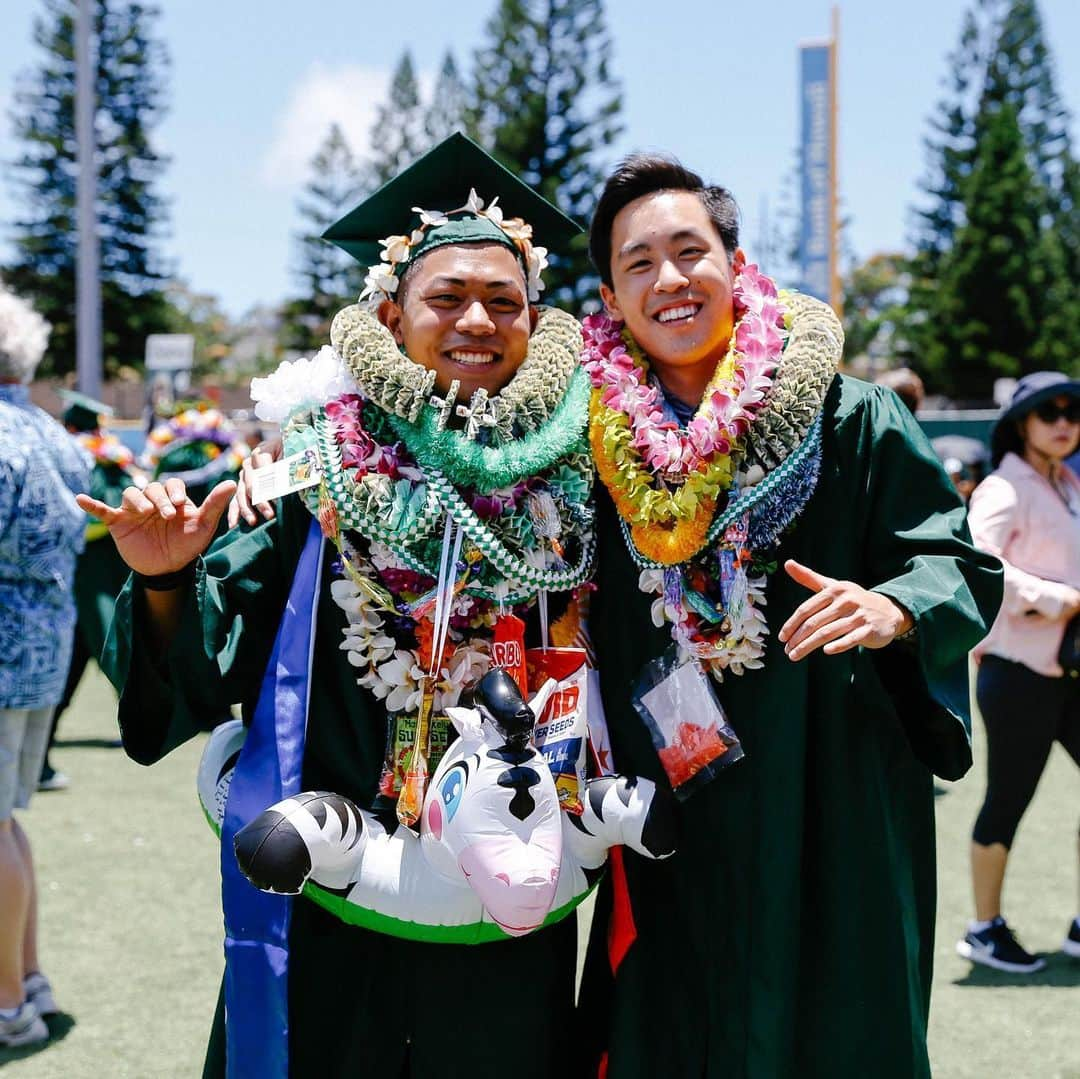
left=221, top=519, right=323, bottom=1079
left=799, top=43, right=832, bottom=302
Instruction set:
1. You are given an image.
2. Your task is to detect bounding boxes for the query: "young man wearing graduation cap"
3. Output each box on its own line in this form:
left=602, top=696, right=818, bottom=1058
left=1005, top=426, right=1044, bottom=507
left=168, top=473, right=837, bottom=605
left=575, top=155, right=1004, bottom=1078
left=36, top=393, right=146, bottom=791
left=79, top=134, right=595, bottom=1079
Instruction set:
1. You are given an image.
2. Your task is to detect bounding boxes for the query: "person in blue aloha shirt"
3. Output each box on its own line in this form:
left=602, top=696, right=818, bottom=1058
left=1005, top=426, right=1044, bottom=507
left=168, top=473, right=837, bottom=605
left=0, top=286, right=89, bottom=1049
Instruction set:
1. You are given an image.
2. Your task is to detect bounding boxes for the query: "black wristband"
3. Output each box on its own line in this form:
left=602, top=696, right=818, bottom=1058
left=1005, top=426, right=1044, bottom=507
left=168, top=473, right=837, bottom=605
left=136, top=561, right=196, bottom=592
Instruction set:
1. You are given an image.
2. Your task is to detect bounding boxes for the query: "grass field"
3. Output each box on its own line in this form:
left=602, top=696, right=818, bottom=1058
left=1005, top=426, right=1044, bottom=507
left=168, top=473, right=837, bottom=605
left=2, top=666, right=1077, bottom=1077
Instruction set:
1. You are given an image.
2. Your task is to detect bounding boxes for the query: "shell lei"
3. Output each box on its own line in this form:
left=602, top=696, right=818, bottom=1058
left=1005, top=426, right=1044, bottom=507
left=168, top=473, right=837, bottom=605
left=585, top=277, right=843, bottom=681
left=250, top=305, right=594, bottom=711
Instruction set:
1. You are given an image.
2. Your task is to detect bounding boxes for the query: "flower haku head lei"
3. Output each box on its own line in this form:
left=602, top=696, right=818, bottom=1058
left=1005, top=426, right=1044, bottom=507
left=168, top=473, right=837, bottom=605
left=77, top=429, right=136, bottom=470
left=582, top=263, right=785, bottom=565
left=357, top=189, right=550, bottom=306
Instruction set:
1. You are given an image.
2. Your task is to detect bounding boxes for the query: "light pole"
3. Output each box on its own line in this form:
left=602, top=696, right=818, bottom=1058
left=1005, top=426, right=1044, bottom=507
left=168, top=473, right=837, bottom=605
left=75, top=0, right=102, bottom=397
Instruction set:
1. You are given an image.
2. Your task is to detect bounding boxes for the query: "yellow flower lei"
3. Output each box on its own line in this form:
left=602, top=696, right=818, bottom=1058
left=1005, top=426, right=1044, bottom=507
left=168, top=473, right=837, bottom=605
left=588, top=331, right=746, bottom=565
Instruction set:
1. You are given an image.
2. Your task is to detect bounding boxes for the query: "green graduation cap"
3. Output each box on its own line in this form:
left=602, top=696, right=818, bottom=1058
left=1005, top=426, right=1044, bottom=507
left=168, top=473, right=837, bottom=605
left=59, top=389, right=113, bottom=432
left=322, top=131, right=582, bottom=279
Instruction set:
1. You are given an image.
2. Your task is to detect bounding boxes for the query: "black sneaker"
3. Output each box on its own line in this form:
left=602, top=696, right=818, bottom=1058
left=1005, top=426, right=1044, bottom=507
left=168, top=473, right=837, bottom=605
left=1063, top=917, right=1080, bottom=959
left=956, top=916, right=1045, bottom=973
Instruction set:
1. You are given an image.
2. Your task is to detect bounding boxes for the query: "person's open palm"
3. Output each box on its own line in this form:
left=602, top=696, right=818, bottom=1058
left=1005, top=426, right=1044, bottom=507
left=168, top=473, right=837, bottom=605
left=778, top=559, right=912, bottom=660
left=76, top=477, right=236, bottom=577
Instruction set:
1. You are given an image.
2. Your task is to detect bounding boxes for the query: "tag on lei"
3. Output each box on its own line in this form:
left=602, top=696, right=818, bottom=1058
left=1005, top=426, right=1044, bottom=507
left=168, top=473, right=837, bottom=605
left=250, top=447, right=323, bottom=503
left=719, top=513, right=751, bottom=624
left=632, top=647, right=744, bottom=800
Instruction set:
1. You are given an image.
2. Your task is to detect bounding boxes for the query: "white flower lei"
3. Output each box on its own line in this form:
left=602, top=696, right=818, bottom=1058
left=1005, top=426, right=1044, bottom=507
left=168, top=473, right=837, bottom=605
left=330, top=561, right=494, bottom=715
left=250, top=345, right=359, bottom=424
left=639, top=566, right=770, bottom=679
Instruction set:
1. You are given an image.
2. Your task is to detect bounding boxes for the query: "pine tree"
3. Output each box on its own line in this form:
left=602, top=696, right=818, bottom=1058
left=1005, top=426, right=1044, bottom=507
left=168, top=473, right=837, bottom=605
left=468, top=0, right=623, bottom=311
left=926, top=102, right=1043, bottom=395
left=424, top=52, right=467, bottom=145
left=368, top=51, right=425, bottom=188
left=982, top=0, right=1074, bottom=195
left=4, top=0, right=172, bottom=377
left=280, top=123, right=366, bottom=353
left=904, top=0, right=1080, bottom=393
left=909, top=5, right=985, bottom=266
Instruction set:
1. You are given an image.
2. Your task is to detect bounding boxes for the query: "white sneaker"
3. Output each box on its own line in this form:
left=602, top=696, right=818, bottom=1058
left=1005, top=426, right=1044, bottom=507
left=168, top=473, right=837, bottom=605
left=0, top=1000, right=48, bottom=1047
left=37, top=770, right=70, bottom=792
left=23, top=972, right=57, bottom=1017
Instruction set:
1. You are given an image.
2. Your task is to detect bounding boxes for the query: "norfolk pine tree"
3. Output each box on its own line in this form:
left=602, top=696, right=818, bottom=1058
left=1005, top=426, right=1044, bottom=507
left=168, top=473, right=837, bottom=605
left=905, top=0, right=1080, bottom=393
left=425, top=53, right=467, bottom=145
left=468, top=0, right=622, bottom=311
left=929, top=102, right=1043, bottom=395
left=368, top=52, right=425, bottom=189
left=4, top=0, right=173, bottom=377
left=280, top=123, right=366, bottom=353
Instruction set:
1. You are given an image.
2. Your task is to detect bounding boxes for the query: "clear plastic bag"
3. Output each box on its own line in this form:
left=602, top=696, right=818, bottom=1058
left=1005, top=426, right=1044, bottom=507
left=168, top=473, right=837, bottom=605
left=632, top=647, right=744, bottom=800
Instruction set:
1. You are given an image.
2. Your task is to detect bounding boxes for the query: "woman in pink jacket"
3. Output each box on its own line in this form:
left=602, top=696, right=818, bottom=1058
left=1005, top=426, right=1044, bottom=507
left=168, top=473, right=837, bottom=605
left=958, top=372, right=1080, bottom=973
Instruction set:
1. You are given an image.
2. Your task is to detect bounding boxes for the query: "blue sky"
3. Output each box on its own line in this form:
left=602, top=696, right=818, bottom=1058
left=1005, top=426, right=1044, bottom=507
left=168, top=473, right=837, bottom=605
left=0, top=0, right=1077, bottom=318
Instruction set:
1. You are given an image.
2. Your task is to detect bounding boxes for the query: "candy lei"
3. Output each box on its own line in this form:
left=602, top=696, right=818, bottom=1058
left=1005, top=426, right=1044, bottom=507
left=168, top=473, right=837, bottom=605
left=583, top=270, right=843, bottom=680
left=252, top=306, right=594, bottom=711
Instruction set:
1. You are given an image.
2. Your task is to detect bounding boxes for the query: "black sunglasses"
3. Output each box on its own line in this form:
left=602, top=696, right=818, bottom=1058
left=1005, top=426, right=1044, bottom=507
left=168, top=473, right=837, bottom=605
left=1032, top=400, right=1080, bottom=424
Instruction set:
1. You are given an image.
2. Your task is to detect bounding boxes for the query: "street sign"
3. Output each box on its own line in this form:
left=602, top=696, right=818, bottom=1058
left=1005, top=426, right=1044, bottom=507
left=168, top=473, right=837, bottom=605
left=145, top=333, right=195, bottom=372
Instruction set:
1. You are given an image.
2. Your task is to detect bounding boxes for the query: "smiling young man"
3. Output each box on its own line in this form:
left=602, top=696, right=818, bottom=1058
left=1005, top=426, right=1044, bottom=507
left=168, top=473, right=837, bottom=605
left=80, top=134, right=595, bottom=1079
left=577, top=156, right=1004, bottom=1078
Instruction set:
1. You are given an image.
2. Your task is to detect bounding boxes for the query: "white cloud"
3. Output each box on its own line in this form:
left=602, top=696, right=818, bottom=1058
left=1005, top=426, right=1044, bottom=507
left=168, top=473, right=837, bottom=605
left=260, top=63, right=389, bottom=189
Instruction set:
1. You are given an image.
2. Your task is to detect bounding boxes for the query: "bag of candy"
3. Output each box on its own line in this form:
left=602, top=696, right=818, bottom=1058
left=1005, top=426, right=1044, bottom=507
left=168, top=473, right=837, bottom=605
left=632, top=647, right=743, bottom=800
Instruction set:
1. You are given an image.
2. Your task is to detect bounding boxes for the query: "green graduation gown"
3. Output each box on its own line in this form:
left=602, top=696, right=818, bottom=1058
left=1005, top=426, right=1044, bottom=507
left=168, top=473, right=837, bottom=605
left=101, top=494, right=577, bottom=1079
left=75, top=462, right=135, bottom=663
left=579, top=377, right=1003, bottom=1078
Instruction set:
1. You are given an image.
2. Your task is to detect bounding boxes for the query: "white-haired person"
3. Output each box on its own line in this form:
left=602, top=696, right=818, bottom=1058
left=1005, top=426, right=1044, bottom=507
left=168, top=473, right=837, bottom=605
left=0, top=286, right=89, bottom=1046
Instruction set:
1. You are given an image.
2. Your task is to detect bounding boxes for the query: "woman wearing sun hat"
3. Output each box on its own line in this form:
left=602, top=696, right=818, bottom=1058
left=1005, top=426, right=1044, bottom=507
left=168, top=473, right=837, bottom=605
left=958, top=371, right=1080, bottom=973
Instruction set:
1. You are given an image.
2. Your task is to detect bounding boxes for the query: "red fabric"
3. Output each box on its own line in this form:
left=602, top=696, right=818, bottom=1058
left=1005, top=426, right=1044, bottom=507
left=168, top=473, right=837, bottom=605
left=606, top=845, right=636, bottom=972
left=598, top=1052, right=609, bottom=1079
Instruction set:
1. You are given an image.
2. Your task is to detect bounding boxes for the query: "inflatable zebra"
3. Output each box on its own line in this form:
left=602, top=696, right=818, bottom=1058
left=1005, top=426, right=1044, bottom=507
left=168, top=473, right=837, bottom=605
left=199, top=669, right=678, bottom=943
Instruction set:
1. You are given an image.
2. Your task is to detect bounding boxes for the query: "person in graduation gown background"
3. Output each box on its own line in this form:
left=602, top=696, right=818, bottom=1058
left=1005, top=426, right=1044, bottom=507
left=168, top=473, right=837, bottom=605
left=38, top=392, right=146, bottom=791
left=141, top=399, right=249, bottom=507
left=577, top=154, right=1004, bottom=1079
left=79, top=134, right=596, bottom=1079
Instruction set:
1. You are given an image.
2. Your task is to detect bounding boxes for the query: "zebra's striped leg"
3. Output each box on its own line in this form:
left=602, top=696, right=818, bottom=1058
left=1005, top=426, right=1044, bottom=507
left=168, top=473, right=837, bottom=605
left=234, top=791, right=366, bottom=895
left=564, top=775, right=679, bottom=868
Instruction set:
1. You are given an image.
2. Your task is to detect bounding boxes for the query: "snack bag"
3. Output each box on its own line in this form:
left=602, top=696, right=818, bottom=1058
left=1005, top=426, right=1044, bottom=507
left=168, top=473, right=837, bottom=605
left=374, top=711, right=452, bottom=808
left=526, top=648, right=589, bottom=814
left=632, top=648, right=743, bottom=800
left=492, top=613, right=529, bottom=695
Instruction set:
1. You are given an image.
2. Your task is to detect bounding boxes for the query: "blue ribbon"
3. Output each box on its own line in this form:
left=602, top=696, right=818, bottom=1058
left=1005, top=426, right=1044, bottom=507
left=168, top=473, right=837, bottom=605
left=220, top=519, right=323, bottom=1079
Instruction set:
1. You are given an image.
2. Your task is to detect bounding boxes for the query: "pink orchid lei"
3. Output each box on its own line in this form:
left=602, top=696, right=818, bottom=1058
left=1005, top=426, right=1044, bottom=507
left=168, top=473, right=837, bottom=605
left=581, top=264, right=785, bottom=478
